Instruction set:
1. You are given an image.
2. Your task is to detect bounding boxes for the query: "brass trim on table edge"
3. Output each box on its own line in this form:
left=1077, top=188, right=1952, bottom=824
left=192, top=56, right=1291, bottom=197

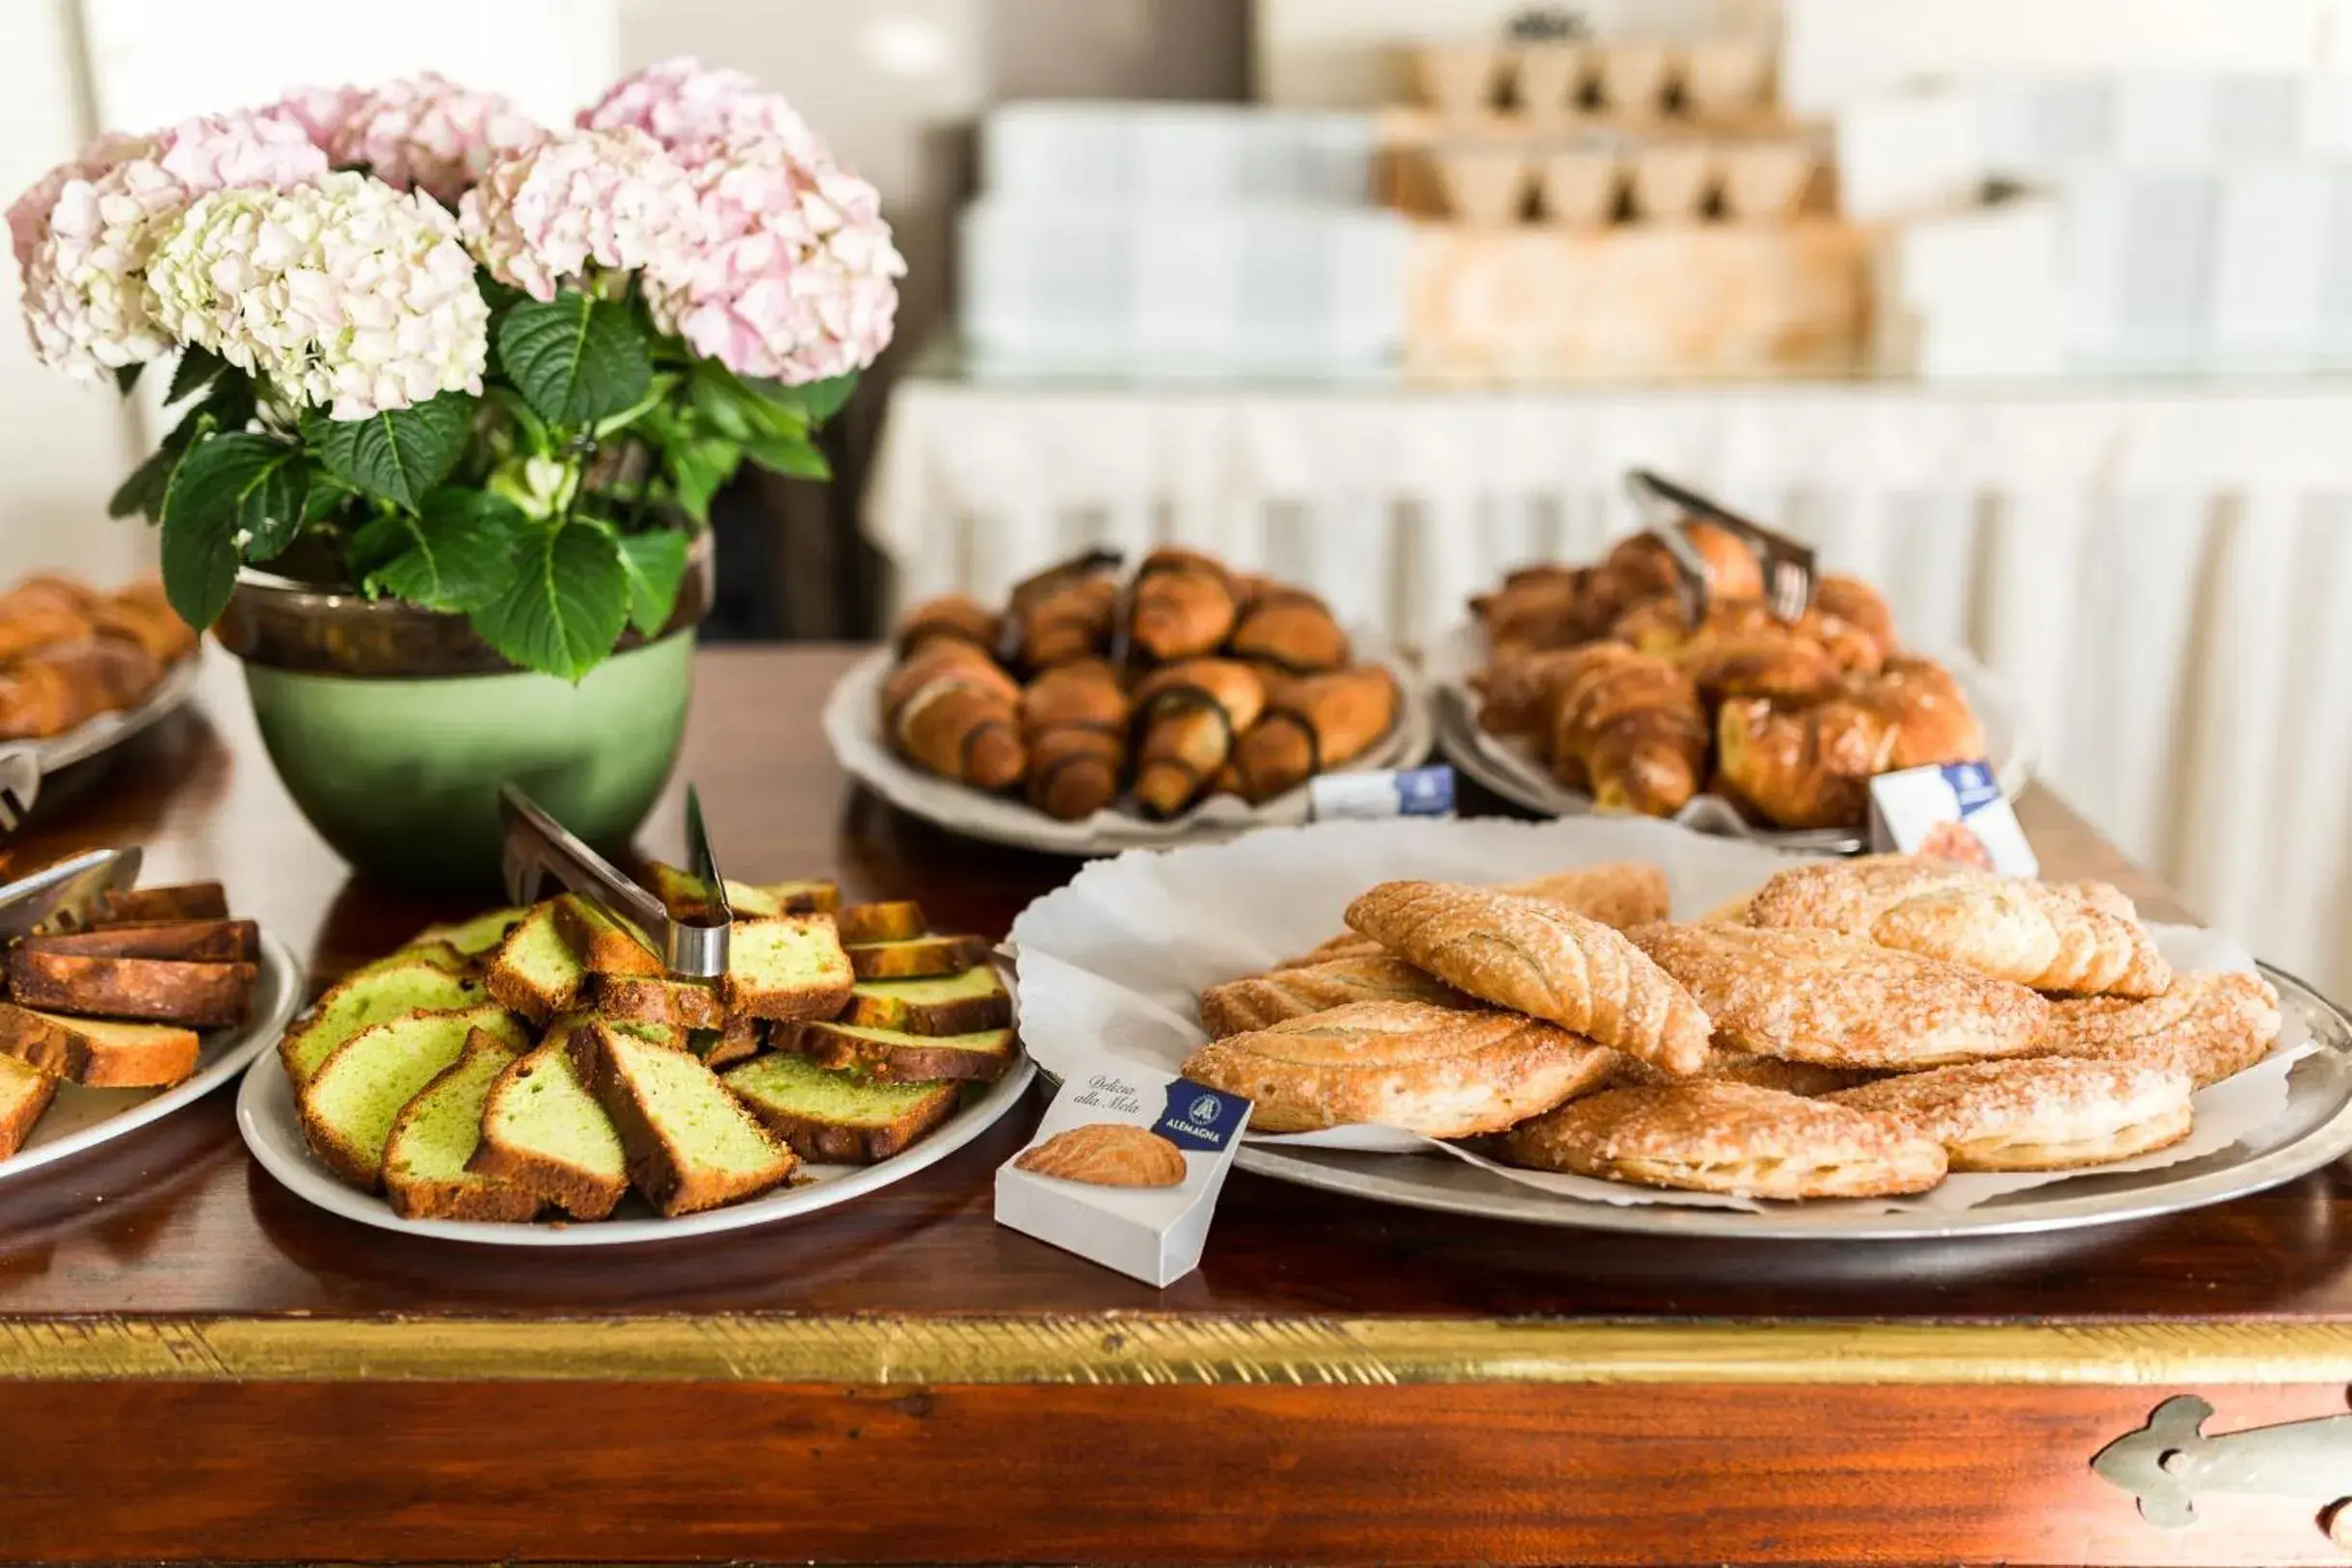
left=4, top=1315, right=2352, bottom=1385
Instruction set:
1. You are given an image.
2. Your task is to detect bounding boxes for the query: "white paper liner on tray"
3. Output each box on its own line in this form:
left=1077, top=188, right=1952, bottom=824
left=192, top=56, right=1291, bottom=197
left=1005, top=814, right=2302, bottom=1219
left=1423, top=619, right=2038, bottom=848
left=823, top=629, right=1435, bottom=856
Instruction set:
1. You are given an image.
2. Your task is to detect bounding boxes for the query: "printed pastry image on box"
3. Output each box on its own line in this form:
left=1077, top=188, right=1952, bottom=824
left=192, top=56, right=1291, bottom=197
left=1869, top=759, right=2039, bottom=877
left=994, top=1056, right=1251, bottom=1287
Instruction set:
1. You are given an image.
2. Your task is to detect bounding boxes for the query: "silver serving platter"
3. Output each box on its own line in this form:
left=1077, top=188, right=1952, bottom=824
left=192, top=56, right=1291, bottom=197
left=1237, top=959, right=2352, bottom=1240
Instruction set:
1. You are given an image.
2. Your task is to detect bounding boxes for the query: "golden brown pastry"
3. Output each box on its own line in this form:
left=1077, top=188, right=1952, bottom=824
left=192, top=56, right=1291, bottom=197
left=1498, top=1080, right=1948, bottom=1199
left=1626, top=920, right=2051, bottom=1070
left=895, top=594, right=999, bottom=653
left=1546, top=644, right=1708, bottom=815
left=1827, top=1057, right=2193, bottom=1172
left=883, top=639, right=1025, bottom=790
left=1612, top=597, right=1849, bottom=703
left=0, top=639, right=161, bottom=738
left=1015, top=1123, right=1187, bottom=1186
left=1471, top=645, right=1591, bottom=740
left=1016, top=573, right=1118, bottom=669
left=1812, top=574, right=1896, bottom=659
left=91, top=581, right=198, bottom=664
left=1179, top=999, right=1617, bottom=1136
left=2042, top=970, right=2282, bottom=1088
left=881, top=637, right=1019, bottom=720
left=1132, top=658, right=1265, bottom=817
left=1018, top=657, right=1130, bottom=820
left=1747, top=857, right=2172, bottom=997
left=1197, top=954, right=1475, bottom=1038
left=0, top=578, right=95, bottom=664
left=1271, top=931, right=1389, bottom=970
left=1231, top=665, right=1399, bottom=804
left=1613, top=1050, right=1879, bottom=1097
left=1130, top=546, right=1240, bottom=662
left=1344, top=881, right=1713, bottom=1075
left=1472, top=565, right=1609, bottom=660
left=1715, top=654, right=1985, bottom=831
left=1229, top=588, right=1350, bottom=674
left=1501, top=862, right=1672, bottom=930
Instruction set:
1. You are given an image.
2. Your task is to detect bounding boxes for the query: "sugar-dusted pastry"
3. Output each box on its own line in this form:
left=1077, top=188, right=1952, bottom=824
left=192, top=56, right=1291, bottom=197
left=1499, top=1080, right=1948, bottom=1199
left=1716, top=655, right=1984, bottom=831
left=1019, top=657, right=1130, bottom=820
left=1271, top=931, right=1388, bottom=970
left=1180, top=1000, right=1617, bottom=1136
left=1132, top=658, right=1265, bottom=817
left=2043, top=970, right=2282, bottom=1088
left=1627, top=920, right=2051, bottom=1070
left=883, top=638, right=1025, bottom=790
left=1130, top=546, right=1240, bottom=662
left=1695, top=891, right=1753, bottom=925
left=1614, top=1050, right=1879, bottom=1098
left=1231, top=666, right=1399, bottom=803
left=1197, top=954, right=1475, bottom=1038
left=1016, top=1123, right=1187, bottom=1186
left=895, top=594, right=998, bottom=653
left=1345, top=882, right=1713, bottom=1075
left=1229, top=587, right=1350, bottom=675
left=1544, top=644, right=1709, bottom=816
left=1828, top=1057, right=2193, bottom=1172
left=1748, top=857, right=2172, bottom=997
left=1500, top=862, right=1672, bottom=930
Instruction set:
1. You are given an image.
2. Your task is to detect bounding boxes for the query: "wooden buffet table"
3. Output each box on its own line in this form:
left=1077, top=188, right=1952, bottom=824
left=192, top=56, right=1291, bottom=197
left=1, top=646, right=2347, bottom=1567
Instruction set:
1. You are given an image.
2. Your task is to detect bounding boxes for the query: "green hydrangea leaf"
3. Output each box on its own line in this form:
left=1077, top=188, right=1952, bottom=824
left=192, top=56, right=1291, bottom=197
left=108, top=445, right=181, bottom=521
left=165, top=345, right=227, bottom=406
left=305, top=390, right=475, bottom=510
left=159, top=434, right=304, bottom=626
left=358, top=489, right=528, bottom=613
left=468, top=518, right=629, bottom=681
left=742, top=431, right=829, bottom=480
left=497, top=290, right=652, bottom=427
left=746, top=371, right=857, bottom=427
left=614, top=528, right=689, bottom=637
left=663, top=435, right=740, bottom=524
left=113, top=362, right=143, bottom=395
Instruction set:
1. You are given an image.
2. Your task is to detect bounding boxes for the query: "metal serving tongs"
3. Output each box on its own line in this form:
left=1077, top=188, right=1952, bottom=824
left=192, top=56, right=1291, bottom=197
left=0, top=746, right=40, bottom=837
left=1625, top=468, right=1817, bottom=625
left=0, top=844, right=142, bottom=940
left=498, top=782, right=730, bottom=979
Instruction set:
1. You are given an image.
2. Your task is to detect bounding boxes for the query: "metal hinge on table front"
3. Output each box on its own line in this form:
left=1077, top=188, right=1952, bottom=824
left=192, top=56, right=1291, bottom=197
left=2096, top=1394, right=2352, bottom=1549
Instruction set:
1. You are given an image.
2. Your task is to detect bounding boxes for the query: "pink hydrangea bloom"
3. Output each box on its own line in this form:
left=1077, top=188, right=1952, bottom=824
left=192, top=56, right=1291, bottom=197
left=578, top=57, right=823, bottom=164
left=318, top=73, right=544, bottom=208
left=458, top=127, right=705, bottom=300
left=147, top=171, right=489, bottom=420
left=7, top=132, right=155, bottom=273
left=14, top=109, right=327, bottom=380
left=645, top=134, right=902, bottom=385
left=263, top=84, right=368, bottom=152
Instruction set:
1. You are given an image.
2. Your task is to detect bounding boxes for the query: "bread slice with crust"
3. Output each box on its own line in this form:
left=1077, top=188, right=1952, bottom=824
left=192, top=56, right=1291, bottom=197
left=592, top=972, right=725, bottom=1029
left=7, top=950, right=257, bottom=1027
left=838, top=967, right=1011, bottom=1035
left=407, top=907, right=528, bottom=956
left=279, top=962, right=488, bottom=1087
left=722, top=1050, right=958, bottom=1163
left=0, top=1053, right=58, bottom=1158
left=300, top=1005, right=530, bottom=1190
left=550, top=893, right=661, bottom=977
left=834, top=901, right=927, bottom=944
left=642, top=863, right=787, bottom=919
left=18, top=918, right=259, bottom=963
left=754, top=878, right=840, bottom=915
left=482, top=901, right=587, bottom=1023
left=381, top=1029, right=540, bottom=1222
left=724, top=917, right=854, bottom=1022
left=468, top=1028, right=629, bottom=1219
left=97, top=882, right=227, bottom=925
left=845, top=934, right=990, bottom=980
left=691, top=1014, right=762, bottom=1070
left=568, top=1020, right=796, bottom=1216
left=793, top=1019, right=1017, bottom=1082
left=0, top=1003, right=200, bottom=1087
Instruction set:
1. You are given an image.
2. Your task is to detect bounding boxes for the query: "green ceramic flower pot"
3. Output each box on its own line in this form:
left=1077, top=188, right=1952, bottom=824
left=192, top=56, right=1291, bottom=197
left=213, top=538, right=710, bottom=894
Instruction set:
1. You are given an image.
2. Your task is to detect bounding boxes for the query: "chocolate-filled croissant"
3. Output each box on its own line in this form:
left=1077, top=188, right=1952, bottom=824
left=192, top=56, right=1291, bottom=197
left=1131, top=658, right=1264, bottom=818
left=1019, top=657, right=1131, bottom=820
left=1228, top=589, right=1350, bottom=675
left=1232, top=665, right=1400, bottom=802
left=1016, top=574, right=1117, bottom=669
left=1129, top=547, right=1240, bottom=663
left=895, top=594, right=999, bottom=654
left=882, top=638, right=1025, bottom=790
left=1546, top=644, right=1708, bottom=816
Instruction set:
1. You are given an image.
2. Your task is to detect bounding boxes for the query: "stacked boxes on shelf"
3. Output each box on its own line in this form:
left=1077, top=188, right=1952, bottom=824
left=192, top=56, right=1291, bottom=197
left=957, top=103, right=1406, bottom=373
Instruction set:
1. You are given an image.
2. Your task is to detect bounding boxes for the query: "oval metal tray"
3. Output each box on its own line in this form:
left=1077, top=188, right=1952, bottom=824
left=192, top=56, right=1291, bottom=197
left=1237, top=960, right=2352, bottom=1240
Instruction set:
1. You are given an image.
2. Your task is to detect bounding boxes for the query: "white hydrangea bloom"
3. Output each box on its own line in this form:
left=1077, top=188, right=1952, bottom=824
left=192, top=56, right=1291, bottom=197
left=147, top=171, right=489, bottom=420
left=457, top=127, right=705, bottom=301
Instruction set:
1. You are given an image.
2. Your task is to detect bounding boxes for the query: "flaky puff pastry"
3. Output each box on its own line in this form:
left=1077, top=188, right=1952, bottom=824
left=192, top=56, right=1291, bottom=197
left=2042, top=970, right=2282, bottom=1088
left=1181, top=1000, right=1618, bottom=1136
left=1269, top=861, right=1670, bottom=973
left=1197, top=954, right=1474, bottom=1038
left=1716, top=655, right=1985, bottom=830
left=1611, top=598, right=1850, bottom=703
left=1748, top=857, right=2172, bottom=997
left=1613, top=1050, right=1879, bottom=1098
left=1545, top=644, right=1709, bottom=816
left=1499, top=1080, right=1948, bottom=1199
left=1828, top=1057, right=2193, bottom=1172
left=1346, top=882, right=1714, bottom=1075
left=1627, top=921, right=2051, bottom=1070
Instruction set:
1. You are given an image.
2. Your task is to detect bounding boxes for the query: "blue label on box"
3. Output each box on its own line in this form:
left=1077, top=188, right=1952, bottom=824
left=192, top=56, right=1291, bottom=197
left=1395, top=765, right=1455, bottom=815
left=1309, top=765, right=1456, bottom=822
left=1942, top=760, right=2001, bottom=813
left=1154, top=1078, right=1249, bottom=1152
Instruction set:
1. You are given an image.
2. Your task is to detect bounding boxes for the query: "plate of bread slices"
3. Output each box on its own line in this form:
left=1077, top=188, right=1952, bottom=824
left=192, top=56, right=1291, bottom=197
left=0, top=573, right=203, bottom=772
left=0, top=874, right=299, bottom=1183
left=237, top=873, right=1032, bottom=1243
left=1431, top=529, right=2032, bottom=851
left=827, top=547, right=1434, bottom=855
left=1007, top=817, right=2348, bottom=1238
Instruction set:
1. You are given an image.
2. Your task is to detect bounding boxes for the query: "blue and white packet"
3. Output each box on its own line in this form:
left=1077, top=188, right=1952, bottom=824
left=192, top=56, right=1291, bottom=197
left=1867, top=759, right=2039, bottom=876
left=995, top=1055, right=1252, bottom=1288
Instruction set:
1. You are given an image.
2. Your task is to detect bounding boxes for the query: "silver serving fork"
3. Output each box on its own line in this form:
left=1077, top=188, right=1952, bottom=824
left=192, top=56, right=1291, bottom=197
left=498, top=782, right=731, bottom=979
left=0, top=747, right=38, bottom=837
left=1626, top=468, right=1817, bottom=624
left=0, top=845, right=143, bottom=939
